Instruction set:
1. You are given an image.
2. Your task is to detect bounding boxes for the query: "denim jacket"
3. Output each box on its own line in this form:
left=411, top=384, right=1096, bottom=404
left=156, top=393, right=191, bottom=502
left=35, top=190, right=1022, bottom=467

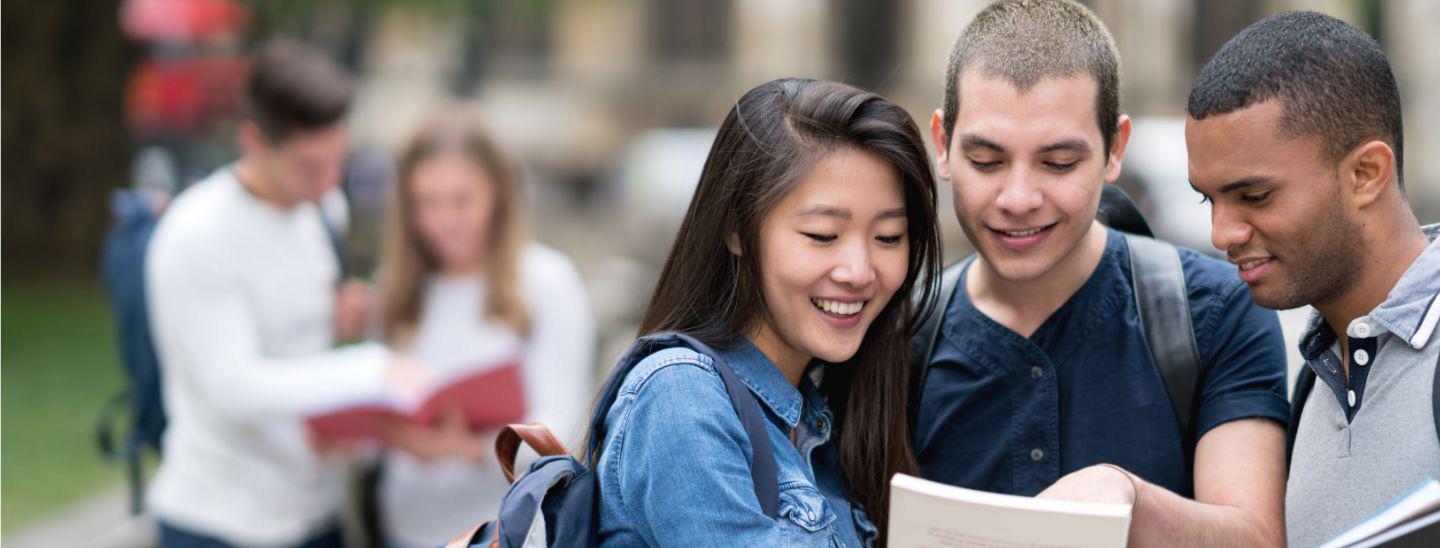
left=596, top=338, right=878, bottom=547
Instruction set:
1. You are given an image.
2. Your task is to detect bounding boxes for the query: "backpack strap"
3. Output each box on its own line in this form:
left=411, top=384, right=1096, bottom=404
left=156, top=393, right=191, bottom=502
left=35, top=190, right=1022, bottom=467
left=907, top=259, right=968, bottom=440
left=1098, top=185, right=1156, bottom=238
left=1125, top=233, right=1203, bottom=468
left=1285, top=366, right=1316, bottom=466
left=495, top=424, right=571, bottom=483
left=586, top=332, right=780, bottom=518
left=1433, top=351, right=1440, bottom=452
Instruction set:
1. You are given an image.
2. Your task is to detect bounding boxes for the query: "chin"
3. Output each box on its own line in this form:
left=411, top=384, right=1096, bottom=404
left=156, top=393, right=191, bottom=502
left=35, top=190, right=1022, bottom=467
left=984, top=253, right=1061, bottom=283
left=805, top=331, right=866, bottom=364
left=1247, top=282, right=1307, bottom=311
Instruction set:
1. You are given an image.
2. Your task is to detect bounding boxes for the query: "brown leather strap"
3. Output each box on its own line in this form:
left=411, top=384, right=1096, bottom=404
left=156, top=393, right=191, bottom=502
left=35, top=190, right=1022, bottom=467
left=444, top=522, right=487, bottom=548
left=495, top=423, right=571, bottom=483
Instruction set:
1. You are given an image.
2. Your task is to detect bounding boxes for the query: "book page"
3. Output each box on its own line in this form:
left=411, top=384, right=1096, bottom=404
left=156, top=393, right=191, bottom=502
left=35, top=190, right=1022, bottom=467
left=1319, top=478, right=1440, bottom=548
left=889, top=474, right=1132, bottom=548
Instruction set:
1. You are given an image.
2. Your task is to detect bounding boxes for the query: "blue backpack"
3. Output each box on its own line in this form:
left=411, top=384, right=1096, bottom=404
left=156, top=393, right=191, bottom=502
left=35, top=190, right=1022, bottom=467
left=95, top=189, right=168, bottom=515
left=445, top=332, right=781, bottom=548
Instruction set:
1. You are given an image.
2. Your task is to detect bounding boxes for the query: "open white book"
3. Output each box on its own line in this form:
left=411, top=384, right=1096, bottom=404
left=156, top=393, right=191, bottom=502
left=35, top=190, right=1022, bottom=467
left=888, top=473, right=1132, bottom=548
left=1317, top=478, right=1440, bottom=548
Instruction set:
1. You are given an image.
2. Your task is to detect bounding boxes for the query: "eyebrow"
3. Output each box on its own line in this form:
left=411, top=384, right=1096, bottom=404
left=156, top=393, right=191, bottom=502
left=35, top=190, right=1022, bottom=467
left=959, top=134, right=1005, bottom=154
left=795, top=205, right=907, bottom=220
left=960, top=134, right=1090, bottom=155
left=1190, top=177, right=1271, bottom=195
left=1037, top=139, right=1090, bottom=155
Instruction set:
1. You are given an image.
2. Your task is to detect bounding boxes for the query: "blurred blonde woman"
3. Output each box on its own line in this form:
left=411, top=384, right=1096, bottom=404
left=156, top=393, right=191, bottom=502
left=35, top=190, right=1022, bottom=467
left=375, top=106, right=594, bottom=548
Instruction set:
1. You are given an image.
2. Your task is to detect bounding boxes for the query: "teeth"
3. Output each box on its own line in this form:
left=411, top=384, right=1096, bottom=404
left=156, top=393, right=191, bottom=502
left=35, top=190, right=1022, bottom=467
left=811, top=298, right=864, bottom=316
left=1239, top=258, right=1268, bottom=270
left=1003, top=227, right=1045, bottom=237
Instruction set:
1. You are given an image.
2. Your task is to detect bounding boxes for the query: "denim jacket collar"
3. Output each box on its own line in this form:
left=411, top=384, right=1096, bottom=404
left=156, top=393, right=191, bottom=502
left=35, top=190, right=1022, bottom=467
left=716, top=338, right=804, bottom=428
left=1301, top=223, right=1440, bottom=357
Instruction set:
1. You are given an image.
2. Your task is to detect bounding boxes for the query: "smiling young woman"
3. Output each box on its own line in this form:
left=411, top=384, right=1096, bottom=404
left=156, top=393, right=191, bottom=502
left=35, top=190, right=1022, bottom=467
left=591, top=78, right=941, bottom=547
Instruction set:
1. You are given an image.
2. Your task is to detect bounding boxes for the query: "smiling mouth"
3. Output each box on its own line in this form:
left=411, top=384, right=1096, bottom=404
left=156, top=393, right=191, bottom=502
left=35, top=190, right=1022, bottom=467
left=811, top=298, right=865, bottom=316
left=1236, top=257, right=1272, bottom=271
left=991, top=223, right=1057, bottom=238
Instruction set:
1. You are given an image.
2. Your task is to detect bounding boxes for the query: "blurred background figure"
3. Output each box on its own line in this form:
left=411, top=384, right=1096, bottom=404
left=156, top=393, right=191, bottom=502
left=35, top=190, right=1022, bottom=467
left=3, top=1, right=1439, bottom=547
left=143, top=38, right=424, bottom=548
left=373, top=107, right=594, bottom=548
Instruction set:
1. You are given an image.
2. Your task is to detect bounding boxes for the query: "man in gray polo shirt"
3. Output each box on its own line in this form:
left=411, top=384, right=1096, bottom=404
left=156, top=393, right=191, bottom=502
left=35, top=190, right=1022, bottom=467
left=1183, top=11, right=1440, bottom=548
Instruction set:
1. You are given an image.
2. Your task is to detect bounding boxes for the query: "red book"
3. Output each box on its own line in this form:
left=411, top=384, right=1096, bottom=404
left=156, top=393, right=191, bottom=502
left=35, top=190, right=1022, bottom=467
left=306, top=360, right=527, bottom=443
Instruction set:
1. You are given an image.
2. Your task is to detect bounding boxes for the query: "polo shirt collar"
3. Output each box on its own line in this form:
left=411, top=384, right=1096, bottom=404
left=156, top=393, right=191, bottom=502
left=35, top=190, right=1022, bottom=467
left=1300, top=223, right=1440, bottom=356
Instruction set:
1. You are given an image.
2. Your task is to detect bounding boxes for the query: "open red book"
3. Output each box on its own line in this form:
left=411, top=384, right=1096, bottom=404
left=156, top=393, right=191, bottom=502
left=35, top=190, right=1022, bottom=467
left=306, top=360, right=527, bottom=443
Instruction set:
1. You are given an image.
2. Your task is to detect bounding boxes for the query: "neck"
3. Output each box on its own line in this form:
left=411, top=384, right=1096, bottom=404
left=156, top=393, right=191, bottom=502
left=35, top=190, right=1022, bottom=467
left=234, top=159, right=296, bottom=209
left=747, top=324, right=809, bottom=387
left=1317, top=220, right=1430, bottom=343
left=969, top=220, right=1109, bottom=337
left=438, top=259, right=485, bottom=279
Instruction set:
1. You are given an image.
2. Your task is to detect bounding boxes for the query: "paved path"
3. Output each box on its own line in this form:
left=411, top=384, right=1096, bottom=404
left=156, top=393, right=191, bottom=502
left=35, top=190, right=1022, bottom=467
left=3, top=487, right=155, bottom=548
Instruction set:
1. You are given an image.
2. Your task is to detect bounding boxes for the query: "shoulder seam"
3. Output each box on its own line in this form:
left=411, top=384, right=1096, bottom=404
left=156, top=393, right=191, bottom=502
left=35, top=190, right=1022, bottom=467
left=618, top=351, right=718, bottom=397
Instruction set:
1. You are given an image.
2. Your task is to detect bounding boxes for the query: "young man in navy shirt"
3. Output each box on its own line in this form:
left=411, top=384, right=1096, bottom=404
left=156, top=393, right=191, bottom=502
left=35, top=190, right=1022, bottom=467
left=915, top=1, right=1289, bottom=545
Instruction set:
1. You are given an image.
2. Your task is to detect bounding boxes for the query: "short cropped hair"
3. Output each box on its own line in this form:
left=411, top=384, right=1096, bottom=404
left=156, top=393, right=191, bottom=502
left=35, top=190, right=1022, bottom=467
left=1187, top=11, right=1404, bottom=186
left=942, top=0, right=1122, bottom=155
left=246, top=39, right=353, bottom=142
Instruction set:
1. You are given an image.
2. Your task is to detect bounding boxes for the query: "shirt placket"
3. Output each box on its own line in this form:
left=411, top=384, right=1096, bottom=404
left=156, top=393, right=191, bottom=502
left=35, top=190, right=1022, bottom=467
left=1014, top=346, right=1061, bottom=495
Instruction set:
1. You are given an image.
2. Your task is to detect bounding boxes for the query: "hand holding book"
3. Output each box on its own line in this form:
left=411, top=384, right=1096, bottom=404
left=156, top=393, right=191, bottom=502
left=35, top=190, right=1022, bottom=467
left=305, top=357, right=527, bottom=451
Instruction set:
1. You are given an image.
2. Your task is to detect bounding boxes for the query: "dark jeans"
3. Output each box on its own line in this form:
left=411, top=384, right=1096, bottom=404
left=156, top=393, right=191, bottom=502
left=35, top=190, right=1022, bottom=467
left=157, top=520, right=345, bottom=548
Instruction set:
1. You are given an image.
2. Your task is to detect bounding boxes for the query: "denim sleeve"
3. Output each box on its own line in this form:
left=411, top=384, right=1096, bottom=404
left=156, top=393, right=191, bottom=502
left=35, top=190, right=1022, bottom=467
left=1194, top=279, right=1291, bottom=439
left=613, top=362, right=801, bottom=547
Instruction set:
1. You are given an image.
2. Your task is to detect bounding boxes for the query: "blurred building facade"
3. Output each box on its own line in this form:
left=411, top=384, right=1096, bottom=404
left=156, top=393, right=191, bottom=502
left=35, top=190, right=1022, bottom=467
left=347, top=0, right=1439, bottom=221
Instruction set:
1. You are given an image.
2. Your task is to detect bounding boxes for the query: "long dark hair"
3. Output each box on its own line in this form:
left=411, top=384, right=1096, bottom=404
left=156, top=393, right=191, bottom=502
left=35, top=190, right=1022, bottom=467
left=637, top=78, right=941, bottom=536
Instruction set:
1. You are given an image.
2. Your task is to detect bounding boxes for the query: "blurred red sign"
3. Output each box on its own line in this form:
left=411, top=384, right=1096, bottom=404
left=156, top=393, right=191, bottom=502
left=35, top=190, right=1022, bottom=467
left=121, top=0, right=250, bottom=43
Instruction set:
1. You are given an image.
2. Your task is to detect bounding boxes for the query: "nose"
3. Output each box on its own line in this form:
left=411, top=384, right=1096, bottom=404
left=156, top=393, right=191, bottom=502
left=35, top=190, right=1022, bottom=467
left=830, top=238, right=876, bottom=288
left=1210, top=203, right=1253, bottom=253
left=994, top=167, right=1043, bottom=216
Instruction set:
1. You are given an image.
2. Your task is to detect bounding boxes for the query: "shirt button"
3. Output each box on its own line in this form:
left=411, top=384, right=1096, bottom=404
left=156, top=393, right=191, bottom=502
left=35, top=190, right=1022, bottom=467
left=1354, top=349, right=1370, bottom=366
left=815, top=419, right=826, bottom=431
left=1030, top=448, right=1045, bottom=461
left=1352, top=322, right=1372, bottom=338
left=1348, top=390, right=1357, bottom=408
left=1031, top=366, right=1044, bottom=379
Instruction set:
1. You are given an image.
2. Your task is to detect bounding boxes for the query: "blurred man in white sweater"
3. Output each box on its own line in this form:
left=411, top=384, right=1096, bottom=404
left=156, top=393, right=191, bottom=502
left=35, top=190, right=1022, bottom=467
left=145, top=39, right=419, bottom=548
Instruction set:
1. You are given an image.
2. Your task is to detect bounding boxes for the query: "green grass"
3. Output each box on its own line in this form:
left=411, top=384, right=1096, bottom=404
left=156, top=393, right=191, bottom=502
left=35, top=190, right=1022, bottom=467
left=2, top=282, right=127, bottom=530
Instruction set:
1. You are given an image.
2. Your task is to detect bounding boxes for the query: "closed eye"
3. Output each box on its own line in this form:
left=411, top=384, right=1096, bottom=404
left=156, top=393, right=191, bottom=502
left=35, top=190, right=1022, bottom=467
left=1241, top=191, right=1272, bottom=204
left=969, top=159, right=1001, bottom=171
left=876, top=234, right=904, bottom=245
left=802, top=232, right=837, bottom=243
left=1043, top=161, right=1078, bottom=173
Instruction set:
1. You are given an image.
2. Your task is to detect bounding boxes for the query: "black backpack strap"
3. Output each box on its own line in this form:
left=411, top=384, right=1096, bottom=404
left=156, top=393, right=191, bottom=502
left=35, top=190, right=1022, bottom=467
left=1287, top=366, right=1317, bottom=466
left=705, top=339, right=780, bottom=517
left=586, top=332, right=780, bottom=518
left=1125, top=233, right=1203, bottom=468
left=908, top=259, right=969, bottom=440
left=1433, top=351, right=1440, bottom=453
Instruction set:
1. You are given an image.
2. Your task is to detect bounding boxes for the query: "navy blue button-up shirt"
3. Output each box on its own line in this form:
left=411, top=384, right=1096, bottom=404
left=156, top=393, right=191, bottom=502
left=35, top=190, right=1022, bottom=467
left=915, top=228, right=1290, bottom=497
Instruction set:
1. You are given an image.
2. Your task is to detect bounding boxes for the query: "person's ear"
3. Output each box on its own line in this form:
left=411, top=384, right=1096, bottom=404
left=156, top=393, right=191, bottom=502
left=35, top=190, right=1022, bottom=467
left=726, top=231, right=743, bottom=257
left=1102, top=114, right=1133, bottom=184
left=930, top=110, right=952, bottom=181
left=237, top=121, right=266, bottom=158
left=1344, top=140, right=1396, bottom=209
